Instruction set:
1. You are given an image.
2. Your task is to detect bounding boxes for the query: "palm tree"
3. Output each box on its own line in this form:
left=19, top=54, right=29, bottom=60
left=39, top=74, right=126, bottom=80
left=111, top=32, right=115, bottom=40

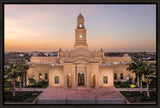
left=17, top=64, right=23, bottom=90
left=7, top=63, right=19, bottom=96
left=22, top=64, right=29, bottom=88
left=18, top=58, right=30, bottom=88
left=137, top=65, right=146, bottom=93
left=143, top=62, right=155, bottom=97
left=127, top=59, right=144, bottom=88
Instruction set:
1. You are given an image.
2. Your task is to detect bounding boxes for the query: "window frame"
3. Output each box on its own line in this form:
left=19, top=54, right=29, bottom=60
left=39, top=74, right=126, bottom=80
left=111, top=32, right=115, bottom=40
left=39, top=73, right=42, bottom=79
left=120, top=73, right=123, bottom=80
left=103, top=76, right=108, bottom=84
left=55, top=76, right=59, bottom=84
left=45, top=73, right=48, bottom=80
left=114, top=73, right=117, bottom=80
left=79, top=24, right=82, bottom=28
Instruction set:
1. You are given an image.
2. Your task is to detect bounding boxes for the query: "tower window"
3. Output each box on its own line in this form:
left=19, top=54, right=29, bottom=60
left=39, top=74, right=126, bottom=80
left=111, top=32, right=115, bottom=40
left=79, top=35, right=83, bottom=39
left=103, top=76, right=108, bottom=84
left=39, top=73, right=42, bottom=79
left=45, top=73, right=48, bottom=80
left=120, top=73, right=123, bottom=80
left=79, top=24, right=82, bottom=28
left=55, top=76, right=59, bottom=84
left=114, top=73, right=117, bottom=80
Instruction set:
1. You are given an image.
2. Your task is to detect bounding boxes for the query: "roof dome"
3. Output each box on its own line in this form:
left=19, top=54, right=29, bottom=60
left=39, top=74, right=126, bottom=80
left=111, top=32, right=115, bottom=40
left=77, top=13, right=84, bottom=19
left=123, top=53, right=129, bottom=57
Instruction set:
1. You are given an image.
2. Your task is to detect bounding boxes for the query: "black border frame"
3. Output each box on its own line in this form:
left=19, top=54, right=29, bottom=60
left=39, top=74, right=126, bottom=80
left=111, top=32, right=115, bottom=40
left=0, top=0, right=160, bottom=108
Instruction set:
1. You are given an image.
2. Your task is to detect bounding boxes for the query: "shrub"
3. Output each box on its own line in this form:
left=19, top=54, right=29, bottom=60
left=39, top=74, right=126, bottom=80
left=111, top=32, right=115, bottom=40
left=29, top=78, right=35, bottom=85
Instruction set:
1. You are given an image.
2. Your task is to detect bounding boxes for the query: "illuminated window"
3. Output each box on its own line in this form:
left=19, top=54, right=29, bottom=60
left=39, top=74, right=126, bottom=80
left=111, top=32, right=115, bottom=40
left=103, top=76, right=108, bottom=84
left=45, top=73, right=48, bottom=80
left=55, top=76, right=59, bottom=84
left=114, top=73, right=117, bottom=80
left=79, top=24, right=82, bottom=28
left=120, top=73, right=123, bottom=80
left=39, top=73, right=42, bottom=79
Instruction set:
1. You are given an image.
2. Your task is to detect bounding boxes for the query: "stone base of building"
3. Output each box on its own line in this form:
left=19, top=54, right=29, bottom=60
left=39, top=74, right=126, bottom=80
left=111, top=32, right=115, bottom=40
left=35, top=86, right=127, bottom=104
left=36, top=98, right=126, bottom=104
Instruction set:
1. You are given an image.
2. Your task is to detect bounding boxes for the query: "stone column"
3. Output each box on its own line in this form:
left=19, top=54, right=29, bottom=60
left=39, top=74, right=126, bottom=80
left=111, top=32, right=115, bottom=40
left=72, top=64, right=76, bottom=89
left=75, top=64, right=77, bottom=89
left=95, top=64, right=99, bottom=88
left=85, top=65, right=87, bottom=89
left=86, top=65, right=90, bottom=89
left=64, top=74, right=67, bottom=89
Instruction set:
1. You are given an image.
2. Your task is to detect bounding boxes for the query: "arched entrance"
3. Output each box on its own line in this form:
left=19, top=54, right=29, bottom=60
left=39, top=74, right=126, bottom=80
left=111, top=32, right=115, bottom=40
left=90, top=74, right=95, bottom=88
left=67, top=74, right=72, bottom=88
left=78, top=73, right=84, bottom=86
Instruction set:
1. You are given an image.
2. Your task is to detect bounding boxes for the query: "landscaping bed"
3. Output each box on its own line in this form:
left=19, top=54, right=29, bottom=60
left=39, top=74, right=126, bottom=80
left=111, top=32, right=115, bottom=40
left=120, top=91, right=156, bottom=103
left=26, top=80, right=48, bottom=88
left=4, top=91, right=42, bottom=103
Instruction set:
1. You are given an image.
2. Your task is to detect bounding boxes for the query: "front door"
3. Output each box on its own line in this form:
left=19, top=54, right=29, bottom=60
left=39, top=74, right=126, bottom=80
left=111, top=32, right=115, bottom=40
left=78, top=73, right=84, bottom=86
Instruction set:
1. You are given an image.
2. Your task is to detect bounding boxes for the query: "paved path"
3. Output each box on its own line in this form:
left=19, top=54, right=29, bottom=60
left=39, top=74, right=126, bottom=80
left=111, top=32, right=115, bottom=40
left=117, top=88, right=155, bottom=91
left=36, top=87, right=126, bottom=104
left=15, top=88, right=155, bottom=92
left=15, top=88, right=46, bottom=91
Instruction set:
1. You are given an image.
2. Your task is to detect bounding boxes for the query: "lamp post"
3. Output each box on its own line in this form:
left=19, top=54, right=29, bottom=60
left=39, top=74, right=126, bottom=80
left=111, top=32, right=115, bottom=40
left=127, top=76, right=130, bottom=93
left=33, top=76, right=36, bottom=95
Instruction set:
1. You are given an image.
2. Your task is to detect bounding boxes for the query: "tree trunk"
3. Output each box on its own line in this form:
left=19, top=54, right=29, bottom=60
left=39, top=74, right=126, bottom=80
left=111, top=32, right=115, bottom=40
left=147, top=77, right=150, bottom=97
left=147, top=82, right=150, bottom=97
left=19, top=77, right=21, bottom=91
left=140, top=80, right=143, bottom=93
left=13, top=79, right=16, bottom=96
left=137, top=75, right=140, bottom=87
left=23, top=72, right=26, bottom=88
left=142, top=74, right=144, bottom=81
left=132, top=78, right=134, bottom=84
left=132, top=73, right=135, bottom=84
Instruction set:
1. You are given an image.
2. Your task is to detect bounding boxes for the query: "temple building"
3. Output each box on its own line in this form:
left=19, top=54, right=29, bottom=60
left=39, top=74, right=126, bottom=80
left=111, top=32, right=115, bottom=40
left=27, top=13, right=135, bottom=89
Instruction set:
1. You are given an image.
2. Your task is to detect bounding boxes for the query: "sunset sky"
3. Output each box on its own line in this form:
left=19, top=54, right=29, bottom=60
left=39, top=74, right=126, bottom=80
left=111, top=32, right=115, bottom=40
left=5, top=4, right=156, bottom=52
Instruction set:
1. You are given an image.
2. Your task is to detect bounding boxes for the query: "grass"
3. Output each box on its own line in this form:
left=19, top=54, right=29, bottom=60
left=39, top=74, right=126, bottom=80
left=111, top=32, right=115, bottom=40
left=4, top=91, right=42, bottom=103
left=120, top=91, right=156, bottom=103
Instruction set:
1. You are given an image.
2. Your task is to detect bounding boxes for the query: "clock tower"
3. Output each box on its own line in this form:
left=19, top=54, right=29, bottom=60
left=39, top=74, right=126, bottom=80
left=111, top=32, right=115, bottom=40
left=74, top=13, right=88, bottom=49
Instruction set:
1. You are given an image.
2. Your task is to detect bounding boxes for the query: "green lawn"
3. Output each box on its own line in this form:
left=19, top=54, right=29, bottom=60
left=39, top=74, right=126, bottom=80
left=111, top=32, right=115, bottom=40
left=120, top=91, right=156, bottom=103
left=4, top=91, right=42, bottom=103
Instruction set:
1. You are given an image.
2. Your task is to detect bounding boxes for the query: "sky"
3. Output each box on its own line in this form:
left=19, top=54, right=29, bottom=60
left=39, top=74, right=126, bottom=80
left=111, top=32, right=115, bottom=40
left=5, top=4, right=156, bottom=52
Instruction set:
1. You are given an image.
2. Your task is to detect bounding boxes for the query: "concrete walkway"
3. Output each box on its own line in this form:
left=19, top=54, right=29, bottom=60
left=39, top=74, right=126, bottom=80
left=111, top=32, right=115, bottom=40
left=15, top=87, right=155, bottom=92
left=117, top=88, right=155, bottom=91
left=15, top=88, right=46, bottom=91
left=36, top=86, right=127, bottom=104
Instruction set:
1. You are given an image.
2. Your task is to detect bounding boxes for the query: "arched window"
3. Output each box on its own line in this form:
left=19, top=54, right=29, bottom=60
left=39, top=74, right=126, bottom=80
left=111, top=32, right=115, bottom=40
left=120, top=73, right=123, bottom=80
left=55, top=76, right=59, bottom=84
left=39, top=73, right=42, bottom=79
left=114, top=73, right=117, bottom=80
left=103, top=76, right=108, bottom=84
left=45, top=73, right=48, bottom=80
left=79, top=24, right=82, bottom=28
